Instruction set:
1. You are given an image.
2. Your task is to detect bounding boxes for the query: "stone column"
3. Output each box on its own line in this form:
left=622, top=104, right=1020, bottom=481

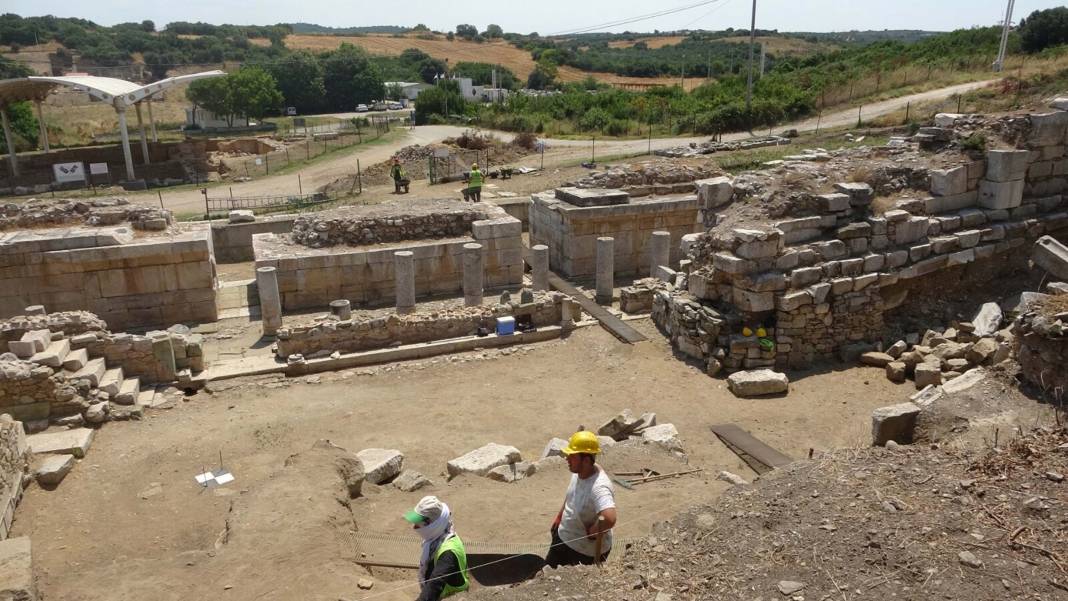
left=596, top=237, right=614, bottom=305
left=330, top=299, right=352, bottom=320
left=530, top=244, right=549, bottom=291
left=463, top=243, right=484, bottom=307
left=395, top=250, right=415, bottom=314
left=649, top=230, right=671, bottom=276
left=256, top=266, right=282, bottom=336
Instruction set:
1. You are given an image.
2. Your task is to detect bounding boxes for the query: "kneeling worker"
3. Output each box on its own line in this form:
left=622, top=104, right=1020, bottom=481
left=405, top=495, right=469, bottom=600
left=545, top=430, right=617, bottom=567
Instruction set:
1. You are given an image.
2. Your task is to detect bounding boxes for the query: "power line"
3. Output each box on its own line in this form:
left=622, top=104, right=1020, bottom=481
left=548, top=0, right=727, bottom=36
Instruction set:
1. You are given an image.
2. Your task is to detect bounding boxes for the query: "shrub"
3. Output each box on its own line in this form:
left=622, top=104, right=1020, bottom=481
left=512, top=131, right=538, bottom=150
left=960, top=133, right=987, bottom=153
left=604, top=119, right=629, bottom=137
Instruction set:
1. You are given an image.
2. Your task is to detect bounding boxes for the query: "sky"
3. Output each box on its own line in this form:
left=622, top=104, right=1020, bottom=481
left=3, top=0, right=1065, bottom=35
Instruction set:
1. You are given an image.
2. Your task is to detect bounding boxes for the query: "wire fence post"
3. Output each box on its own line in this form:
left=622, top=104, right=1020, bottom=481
left=157, top=190, right=163, bottom=209
left=815, top=111, right=822, bottom=135
left=957, top=95, right=962, bottom=113
left=904, top=101, right=911, bottom=124
left=856, top=105, right=863, bottom=128
left=298, top=173, right=303, bottom=196
left=358, top=159, right=362, bottom=194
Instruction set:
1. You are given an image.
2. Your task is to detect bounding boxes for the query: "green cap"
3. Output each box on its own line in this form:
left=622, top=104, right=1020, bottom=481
left=404, top=510, right=427, bottom=524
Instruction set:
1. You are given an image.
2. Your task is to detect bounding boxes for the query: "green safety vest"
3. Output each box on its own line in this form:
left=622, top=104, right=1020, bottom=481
left=469, top=169, right=484, bottom=188
left=434, top=535, right=469, bottom=599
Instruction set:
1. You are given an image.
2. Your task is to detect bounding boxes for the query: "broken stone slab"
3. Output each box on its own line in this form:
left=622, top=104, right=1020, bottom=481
left=886, top=340, right=908, bottom=358
left=355, top=448, right=404, bottom=485
left=641, top=423, right=682, bottom=452
left=34, top=454, right=75, bottom=486
left=0, top=537, right=35, bottom=601
left=29, top=339, right=70, bottom=368
left=971, top=302, right=1003, bottom=337
left=885, top=361, right=907, bottom=383
left=966, top=338, right=998, bottom=364
left=914, top=363, right=942, bottom=389
left=597, top=409, right=643, bottom=441
left=27, top=428, right=94, bottom=458
left=1047, top=282, right=1068, bottom=295
left=486, top=461, right=536, bottom=483
left=392, top=470, right=432, bottom=492
left=942, top=368, right=986, bottom=394
left=1033, top=235, right=1068, bottom=282
left=910, top=384, right=944, bottom=409
left=541, top=437, right=568, bottom=459
left=695, top=176, right=733, bottom=209
left=860, top=352, right=894, bottom=367
left=716, top=471, right=749, bottom=486
left=228, top=209, right=256, bottom=223
left=447, top=443, right=522, bottom=478
left=871, top=402, right=920, bottom=446
left=84, top=402, right=110, bottom=424
left=727, top=369, right=789, bottom=397
left=777, top=581, right=805, bottom=596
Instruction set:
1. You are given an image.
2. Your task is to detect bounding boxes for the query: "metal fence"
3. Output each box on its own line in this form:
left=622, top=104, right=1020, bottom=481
left=203, top=191, right=338, bottom=219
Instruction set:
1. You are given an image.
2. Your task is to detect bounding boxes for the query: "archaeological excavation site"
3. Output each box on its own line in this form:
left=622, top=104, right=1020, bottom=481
left=0, top=102, right=1067, bottom=601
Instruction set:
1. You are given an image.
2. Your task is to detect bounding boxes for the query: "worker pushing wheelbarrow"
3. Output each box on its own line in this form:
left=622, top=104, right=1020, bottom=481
left=390, top=158, right=410, bottom=194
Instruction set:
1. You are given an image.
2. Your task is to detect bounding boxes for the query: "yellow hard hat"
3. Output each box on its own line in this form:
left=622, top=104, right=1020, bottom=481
left=742, top=327, right=753, bottom=337
left=562, top=430, right=600, bottom=455
left=756, top=327, right=767, bottom=338
left=472, top=162, right=479, bottom=169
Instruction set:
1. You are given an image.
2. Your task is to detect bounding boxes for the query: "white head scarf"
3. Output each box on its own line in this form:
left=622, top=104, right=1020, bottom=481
left=412, top=496, right=456, bottom=582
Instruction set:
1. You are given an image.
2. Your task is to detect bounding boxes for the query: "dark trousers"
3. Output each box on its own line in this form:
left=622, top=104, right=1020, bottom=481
left=468, top=186, right=481, bottom=202
left=394, top=179, right=409, bottom=193
left=545, top=527, right=609, bottom=568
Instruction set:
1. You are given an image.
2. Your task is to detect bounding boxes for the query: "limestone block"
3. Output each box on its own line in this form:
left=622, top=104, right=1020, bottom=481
left=930, top=166, right=968, bottom=197
left=777, top=291, right=813, bottom=311
left=71, top=357, right=106, bottom=387
left=966, top=338, right=998, bottom=364
left=834, top=182, right=875, bottom=205
left=99, top=367, right=124, bottom=397
left=732, top=287, right=775, bottom=312
left=0, top=537, right=36, bottom=601
left=356, top=448, right=404, bottom=485
left=486, top=462, right=536, bottom=483
left=895, top=217, right=930, bottom=245
left=29, top=339, right=69, bottom=368
left=925, top=191, right=978, bottom=214
left=7, top=340, right=36, bottom=359
left=541, top=437, right=569, bottom=459
left=597, top=409, right=643, bottom=440
left=914, top=364, right=942, bottom=389
left=392, top=470, right=432, bottom=492
left=447, top=443, right=522, bottom=478
left=790, top=266, right=823, bottom=288
left=641, top=423, right=683, bottom=452
left=727, top=369, right=789, bottom=397
left=885, top=361, right=907, bottom=383
left=61, top=348, right=88, bottom=372
left=1029, top=111, right=1068, bottom=146
left=860, top=352, right=894, bottom=367
left=695, top=176, right=734, bottom=209
left=984, top=150, right=1030, bottom=182
left=228, top=210, right=255, bottom=224
left=947, top=249, right=975, bottom=266
left=735, top=238, right=782, bottom=260
left=978, top=179, right=1024, bottom=210
left=871, top=402, right=920, bottom=446
left=34, top=454, right=75, bottom=486
left=971, top=302, right=1003, bottom=336
left=472, top=217, right=522, bottom=240
left=27, top=428, right=95, bottom=458
left=819, top=193, right=851, bottom=212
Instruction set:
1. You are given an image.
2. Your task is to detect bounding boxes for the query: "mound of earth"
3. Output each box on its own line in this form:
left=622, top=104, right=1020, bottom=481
left=473, top=426, right=1067, bottom=600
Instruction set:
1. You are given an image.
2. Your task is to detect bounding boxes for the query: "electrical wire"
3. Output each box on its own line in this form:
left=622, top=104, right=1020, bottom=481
left=548, top=0, right=727, bottom=36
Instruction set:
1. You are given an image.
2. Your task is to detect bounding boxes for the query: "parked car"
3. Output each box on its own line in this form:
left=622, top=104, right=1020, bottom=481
left=387, top=101, right=403, bottom=110
left=355, top=104, right=369, bottom=112
left=372, top=101, right=389, bottom=111
left=285, top=106, right=297, bottom=116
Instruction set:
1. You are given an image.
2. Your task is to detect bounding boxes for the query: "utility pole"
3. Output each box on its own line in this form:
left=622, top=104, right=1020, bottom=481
left=993, top=0, right=1015, bottom=72
left=745, top=0, right=757, bottom=110
left=759, top=42, right=766, bottom=78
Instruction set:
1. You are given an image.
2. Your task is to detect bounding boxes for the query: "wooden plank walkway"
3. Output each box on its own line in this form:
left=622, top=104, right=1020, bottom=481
left=710, top=423, right=792, bottom=475
left=548, top=273, right=647, bottom=344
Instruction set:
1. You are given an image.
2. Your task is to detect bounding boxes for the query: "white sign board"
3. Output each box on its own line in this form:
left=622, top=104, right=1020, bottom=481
left=52, top=162, right=86, bottom=183
left=433, top=148, right=450, bottom=158
left=255, top=158, right=263, bottom=166
left=89, top=162, right=109, bottom=175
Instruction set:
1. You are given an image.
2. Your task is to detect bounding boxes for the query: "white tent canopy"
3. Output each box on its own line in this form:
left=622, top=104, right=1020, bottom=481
left=0, top=70, right=225, bottom=180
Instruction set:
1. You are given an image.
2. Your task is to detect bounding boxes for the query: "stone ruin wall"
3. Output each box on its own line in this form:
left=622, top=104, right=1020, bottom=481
left=0, top=416, right=28, bottom=540
left=654, top=105, right=1068, bottom=374
left=276, top=292, right=565, bottom=358
left=529, top=192, right=702, bottom=279
left=290, top=206, right=486, bottom=248
left=255, top=210, right=524, bottom=312
left=0, top=225, right=218, bottom=330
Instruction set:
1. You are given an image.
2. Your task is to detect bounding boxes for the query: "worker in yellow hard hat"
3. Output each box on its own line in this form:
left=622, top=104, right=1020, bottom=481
left=545, top=430, right=617, bottom=567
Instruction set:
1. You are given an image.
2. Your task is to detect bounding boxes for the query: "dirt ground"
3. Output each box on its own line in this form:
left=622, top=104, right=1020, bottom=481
left=11, top=319, right=917, bottom=601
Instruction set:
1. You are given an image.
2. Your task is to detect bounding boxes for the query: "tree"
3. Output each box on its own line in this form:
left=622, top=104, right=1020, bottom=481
left=1019, top=7, right=1068, bottom=53
left=0, top=101, right=38, bottom=153
left=140, top=20, right=155, bottom=32
left=455, top=24, right=478, bottom=40
left=446, top=32, right=455, bottom=41
left=385, top=82, right=404, bottom=100
left=322, top=44, right=384, bottom=111
left=483, top=24, right=504, bottom=38
left=414, top=81, right=465, bottom=124
left=526, top=65, right=555, bottom=90
left=230, top=67, right=283, bottom=125
left=412, top=23, right=429, bottom=32
left=187, top=76, right=235, bottom=126
left=266, top=51, right=326, bottom=113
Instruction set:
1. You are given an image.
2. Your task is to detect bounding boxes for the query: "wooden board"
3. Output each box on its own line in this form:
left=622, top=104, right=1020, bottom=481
left=548, top=274, right=647, bottom=344
left=710, top=423, right=792, bottom=475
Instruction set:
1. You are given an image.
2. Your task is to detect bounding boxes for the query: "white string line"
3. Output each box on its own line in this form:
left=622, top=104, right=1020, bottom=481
left=351, top=494, right=697, bottom=601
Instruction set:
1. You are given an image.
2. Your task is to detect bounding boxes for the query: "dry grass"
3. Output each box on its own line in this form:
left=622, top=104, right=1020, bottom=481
left=605, top=36, right=687, bottom=49
left=717, top=35, right=837, bottom=55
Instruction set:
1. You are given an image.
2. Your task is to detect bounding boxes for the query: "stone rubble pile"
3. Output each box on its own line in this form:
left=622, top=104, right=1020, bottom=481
left=860, top=303, right=1014, bottom=389
left=654, top=135, right=791, bottom=159
left=0, top=197, right=173, bottom=232
left=1015, top=286, right=1068, bottom=397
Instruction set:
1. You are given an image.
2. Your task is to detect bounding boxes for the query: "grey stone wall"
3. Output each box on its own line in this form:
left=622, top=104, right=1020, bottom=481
left=0, top=416, right=28, bottom=540
left=530, top=192, right=701, bottom=278
left=0, top=226, right=218, bottom=330
left=1016, top=309, right=1068, bottom=399
left=276, top=292, right=564, bottom=357
left=210, top=215, right=297, bottom=263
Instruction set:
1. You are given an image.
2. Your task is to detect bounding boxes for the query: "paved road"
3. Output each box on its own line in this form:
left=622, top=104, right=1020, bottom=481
left=138, top=79, right=995, bottom=215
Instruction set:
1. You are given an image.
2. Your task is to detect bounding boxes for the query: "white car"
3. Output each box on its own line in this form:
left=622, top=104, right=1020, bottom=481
left=355, top=104, right=369, bottom=112
left=387, top=102, right=403, bottom=111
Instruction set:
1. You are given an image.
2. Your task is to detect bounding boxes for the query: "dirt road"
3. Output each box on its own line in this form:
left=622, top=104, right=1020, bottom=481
left=134, top=80, right=995, bottom=215
left=12, top=320, right=913, bottom=601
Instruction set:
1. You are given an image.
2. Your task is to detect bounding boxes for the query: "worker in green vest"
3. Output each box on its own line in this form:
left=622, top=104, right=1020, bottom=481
left=390, top=158, right=410, bottom=194
left=405, top=495, right=469, bottom=600
left=466, top=162, right=484, bottom=202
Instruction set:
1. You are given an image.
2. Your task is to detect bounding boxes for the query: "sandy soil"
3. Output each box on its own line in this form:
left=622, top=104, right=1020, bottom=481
left=11, top=319, right=915, bottom=601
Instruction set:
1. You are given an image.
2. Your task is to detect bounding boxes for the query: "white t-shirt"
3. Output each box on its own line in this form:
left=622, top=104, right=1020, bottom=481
left=557, top=466, right=615, bottom=557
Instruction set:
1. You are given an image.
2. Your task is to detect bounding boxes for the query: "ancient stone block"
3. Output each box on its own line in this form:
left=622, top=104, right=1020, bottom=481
left=930, top=166, right=968, bottom=197
left=727, top=369, right=789, bottom=397
left=695, top=176, right=734, bottom=209
left=985, top=150, right=1031, bottom=182
left=34, top=454, right=75, bottom=486
left=356, top=448, right=404, bottom=485
left=26, top=428, right=94, bottom=458
left=871, top=402, right=920, bottom=446
left=447, top=443, right=522, bottom=478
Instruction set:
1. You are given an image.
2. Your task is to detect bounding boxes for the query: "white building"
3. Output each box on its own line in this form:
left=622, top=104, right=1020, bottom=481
left=384, top=81, right=433, bottom=101
left=185, top=107, right=251, bottom=129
